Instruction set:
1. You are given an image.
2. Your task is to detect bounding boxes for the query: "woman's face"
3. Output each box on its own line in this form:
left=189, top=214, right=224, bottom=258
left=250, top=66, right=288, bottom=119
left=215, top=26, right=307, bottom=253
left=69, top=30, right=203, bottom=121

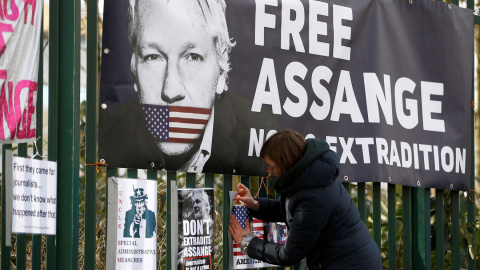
left=264, top=155, right=282, bottom=178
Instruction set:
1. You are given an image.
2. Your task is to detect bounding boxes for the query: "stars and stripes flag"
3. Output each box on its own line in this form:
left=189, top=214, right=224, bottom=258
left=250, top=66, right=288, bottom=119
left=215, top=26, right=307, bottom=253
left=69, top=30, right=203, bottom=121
left=231, top=205, right=275, bottom=269
left=232, top=205, right=265, bottom=256
left=252, top=218, right=265, bottom=239
left=232, top=205, right=250, bottom=256
left=142, top=105, right=211, bottom=143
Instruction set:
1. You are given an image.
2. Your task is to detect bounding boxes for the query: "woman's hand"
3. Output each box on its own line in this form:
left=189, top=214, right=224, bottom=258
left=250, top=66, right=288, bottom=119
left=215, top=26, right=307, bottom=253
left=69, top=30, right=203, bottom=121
left=234, top=183, right=260, bottom=211
left=229, top=214, right=251, bottom=244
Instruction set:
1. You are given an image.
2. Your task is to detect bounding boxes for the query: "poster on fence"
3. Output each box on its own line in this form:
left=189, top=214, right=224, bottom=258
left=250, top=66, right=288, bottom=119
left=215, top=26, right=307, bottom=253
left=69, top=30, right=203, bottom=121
left=0, top=0, right=43, bottom=143
left=116, top=178, right=157, bottom=270
left=267, top=222, right=288, bottom=245
left=231, top=204, right=277, bottom=269
left=177, top=188, right=215, bottom=270
left=99, top=0, right=473, bottom=190
left=11, top=156, right=57, bottom=235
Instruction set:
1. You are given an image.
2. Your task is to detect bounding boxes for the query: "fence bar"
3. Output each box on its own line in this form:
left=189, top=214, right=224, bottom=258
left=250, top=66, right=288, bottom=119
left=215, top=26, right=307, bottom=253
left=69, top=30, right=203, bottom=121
left=468, top=0, right=474, bottom=9
left=402, top=186, right=412, bottom=270
left=342, top=182, right=349, bottom=195
left=166, top=171, right=176, bottom=269
left=258, top=177, right=269, bottom=270
left=467, top=186, right=476, bottom=270
left=241, top=175, right=249, bottom=187
left=56, top=0, right=81, bottom=267
left=387, top=184, right=396, bottom=269
left=223, top=175, right=233, bottom=269
left=84, top=0, right=99, bottom=267
left=205, top=173, right=214, bottom=188
left=16, top=144, right=27, bottom=270
left=412, top=187, right=426, bottom=269
left=425, top=189, right=431, bottom=270
left=451, top=191, right=460, bottom=269
left=147, top=169, right=157, bottom=180
left=31, top=12, right=44, bottom=270
left=127, top=169, right=137, bottom=179
left=186, top=173, right=196, bottom=188
left=436, top=190, right=445, bottom=270
left=467, top=188, right=476, bottom=270
left=357, top=183, right=366, bottom=222
left=468, top=1, right=476, bottom=268
left=1, top=144, right=12, bottom=270
left=47, top=0, right=60, bottom=267
left=372, top=182, right=381, bottom=248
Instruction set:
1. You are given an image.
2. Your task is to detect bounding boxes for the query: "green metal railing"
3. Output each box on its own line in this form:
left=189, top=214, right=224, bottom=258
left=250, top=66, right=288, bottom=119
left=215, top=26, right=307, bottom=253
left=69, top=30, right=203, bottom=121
left=0, top=0, right=478, bottom=269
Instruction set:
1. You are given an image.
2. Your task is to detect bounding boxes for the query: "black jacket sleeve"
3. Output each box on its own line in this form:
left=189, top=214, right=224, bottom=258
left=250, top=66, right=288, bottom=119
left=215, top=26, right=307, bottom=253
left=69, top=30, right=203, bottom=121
left=246, top=184, right=339, bottom=266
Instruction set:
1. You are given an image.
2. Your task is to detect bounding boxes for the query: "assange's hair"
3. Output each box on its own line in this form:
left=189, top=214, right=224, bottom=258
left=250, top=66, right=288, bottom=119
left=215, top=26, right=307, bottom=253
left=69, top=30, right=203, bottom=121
left=191, top=189, right=211, bottom=216
left=260, top=129, right=306, bottom=175
left=127, top=0, right=235, bottom=76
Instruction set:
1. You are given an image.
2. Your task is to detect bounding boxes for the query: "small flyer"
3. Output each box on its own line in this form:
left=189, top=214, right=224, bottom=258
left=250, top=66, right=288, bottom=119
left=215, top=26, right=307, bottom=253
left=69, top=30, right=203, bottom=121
left=116, top=178, right=157, bottom=270
left=177, top=188, right=214, bottom=270
left=11, top=156, right=57, bottom=235
left=231, top=205, right=276, bottom=269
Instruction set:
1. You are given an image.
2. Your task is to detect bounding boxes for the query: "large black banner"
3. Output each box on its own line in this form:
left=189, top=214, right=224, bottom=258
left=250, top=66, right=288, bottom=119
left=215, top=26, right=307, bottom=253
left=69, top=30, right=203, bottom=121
left=99, top=0, right=473, bottom=190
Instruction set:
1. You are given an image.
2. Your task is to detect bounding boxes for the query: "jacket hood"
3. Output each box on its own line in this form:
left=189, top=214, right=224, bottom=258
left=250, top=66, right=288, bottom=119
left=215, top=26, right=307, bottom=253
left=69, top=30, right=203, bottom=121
left=273, top=138, right=339, bottom=194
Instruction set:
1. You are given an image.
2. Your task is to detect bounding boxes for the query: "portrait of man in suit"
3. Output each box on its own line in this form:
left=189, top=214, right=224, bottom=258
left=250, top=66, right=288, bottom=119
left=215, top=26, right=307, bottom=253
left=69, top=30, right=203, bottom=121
left=99, top=0, right=282, bottom=175
left=177, top=188, right=215, bottom=269
left=123, top=187, right=156, bottom=238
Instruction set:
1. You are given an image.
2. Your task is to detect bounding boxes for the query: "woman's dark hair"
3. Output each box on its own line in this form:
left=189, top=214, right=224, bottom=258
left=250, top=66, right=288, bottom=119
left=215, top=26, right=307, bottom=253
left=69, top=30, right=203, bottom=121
left=260, top=129, right=306, bottom=175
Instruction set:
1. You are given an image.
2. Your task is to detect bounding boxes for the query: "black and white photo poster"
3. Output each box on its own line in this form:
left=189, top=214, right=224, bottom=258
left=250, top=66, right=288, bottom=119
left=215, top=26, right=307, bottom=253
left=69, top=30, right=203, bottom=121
left=99, top=0, right=473, bottom=190
left=116, top=178, right=157, bottom=269
left=177, top=188, right=215, bottom=270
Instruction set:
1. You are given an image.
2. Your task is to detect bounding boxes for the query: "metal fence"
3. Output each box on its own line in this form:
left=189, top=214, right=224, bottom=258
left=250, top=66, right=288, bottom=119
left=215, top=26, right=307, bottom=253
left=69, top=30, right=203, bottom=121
left=1, top=0, right=479, bottom=269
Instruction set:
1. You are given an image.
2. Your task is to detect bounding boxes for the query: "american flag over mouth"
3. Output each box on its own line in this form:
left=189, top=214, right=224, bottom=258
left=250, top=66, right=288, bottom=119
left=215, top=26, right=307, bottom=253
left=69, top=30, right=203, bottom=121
left=142, top=105, right=212, bottom=143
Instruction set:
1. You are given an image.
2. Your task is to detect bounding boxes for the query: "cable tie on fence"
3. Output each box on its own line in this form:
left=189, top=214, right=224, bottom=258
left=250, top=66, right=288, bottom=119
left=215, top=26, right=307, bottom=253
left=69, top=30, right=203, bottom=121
left=31, top=136, right=47, bottom=160
left=85, top=161, right=108, bottom=173
left=254, top=173, right=271, bottom=198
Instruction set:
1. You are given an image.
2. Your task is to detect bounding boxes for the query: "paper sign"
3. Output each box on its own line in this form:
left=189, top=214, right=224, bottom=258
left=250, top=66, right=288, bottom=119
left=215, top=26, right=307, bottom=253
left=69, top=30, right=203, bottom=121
left=11, top=156, right=57, bottom=235
left=177, top=188, right=215, bottom=270
left=116, top=178, right=157, bottom=270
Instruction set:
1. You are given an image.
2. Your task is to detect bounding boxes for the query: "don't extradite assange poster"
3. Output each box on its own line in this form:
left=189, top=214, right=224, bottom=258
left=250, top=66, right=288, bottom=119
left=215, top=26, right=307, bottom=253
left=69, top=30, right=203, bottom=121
left=99, top=0, right=473, bottom=190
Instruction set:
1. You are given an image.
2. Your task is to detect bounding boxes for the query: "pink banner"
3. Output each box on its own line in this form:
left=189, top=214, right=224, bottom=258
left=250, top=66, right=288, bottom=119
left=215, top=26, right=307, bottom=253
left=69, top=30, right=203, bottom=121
left=0, top=0, right=42, bottom=143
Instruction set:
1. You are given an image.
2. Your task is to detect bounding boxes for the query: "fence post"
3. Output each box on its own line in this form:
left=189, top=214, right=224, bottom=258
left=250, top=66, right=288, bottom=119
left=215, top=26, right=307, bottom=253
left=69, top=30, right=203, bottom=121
left=31, top=12, right=45, bottom=270
left=388, top=183, right=397, bottom=269
left=1, top=144, right=12, bottom=270
left=372, top=182, right=381, bottom=249
left=403, top=186, right=412, bottom=270
left=468, top=1, right=477, bottom=268
left=47, top=0, right=59, bottom=267
left=16, top=145, right=28, bottom=270
left=56, top=0, right=81, bottom=268
left=436, top=190, right=445, bottom=270
left=167, top=171, right=177, bottom=269
left=358, top=183, right=366, bottom=222
left=412, top=187, right=426, bottom=269
left=451, top=191, right=460, bottom=269
left=84, top=0, right=99, bottom=268
left=223, top=175, right=232, bottom=269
